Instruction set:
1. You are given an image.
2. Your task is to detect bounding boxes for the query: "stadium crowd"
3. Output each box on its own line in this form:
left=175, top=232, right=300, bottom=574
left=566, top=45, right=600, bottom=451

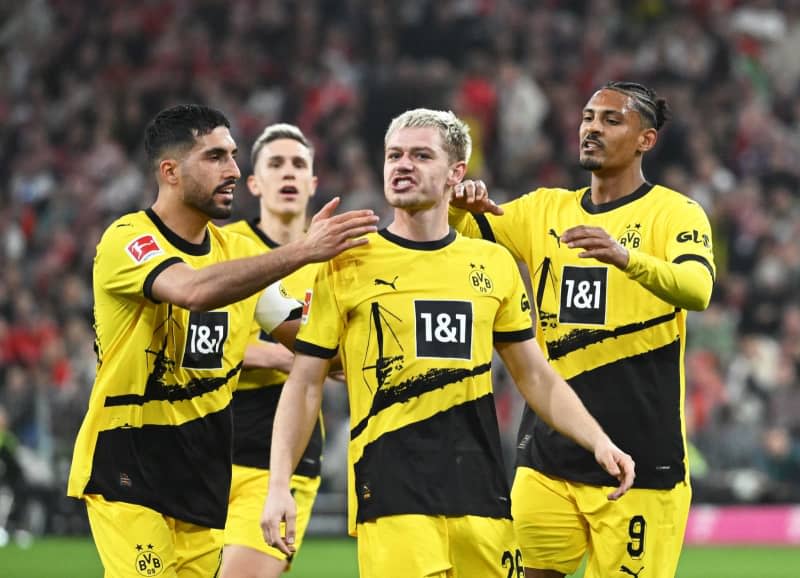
left=1, top=0, right=799, bottom=537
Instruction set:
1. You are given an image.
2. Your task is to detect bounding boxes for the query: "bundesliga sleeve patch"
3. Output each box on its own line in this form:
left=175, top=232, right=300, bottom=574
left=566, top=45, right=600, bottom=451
left=126, top=234, right=163, bottom=264
left=301, top=290, right=313, bottom=324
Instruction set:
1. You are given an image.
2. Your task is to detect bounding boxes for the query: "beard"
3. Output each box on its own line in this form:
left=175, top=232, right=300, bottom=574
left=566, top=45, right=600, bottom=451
left=579, top=156, right=602, bottom=171
left=183, top=178, right=234, bottom=220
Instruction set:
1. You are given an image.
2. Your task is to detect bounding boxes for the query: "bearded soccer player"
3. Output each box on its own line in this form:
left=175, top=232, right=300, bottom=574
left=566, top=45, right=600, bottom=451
left=262, top=108, right=634, bottom=578
left=450, top=82, right=715, bottom=578
left=221, top=124, right=324, bottom=578
left=67, top=105, right=377, bottom=578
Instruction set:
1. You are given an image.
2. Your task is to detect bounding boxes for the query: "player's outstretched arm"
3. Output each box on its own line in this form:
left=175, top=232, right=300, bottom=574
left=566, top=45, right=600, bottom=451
left=495, top=338, right=635, bottom=500
left=261, top=353, right=330, bottom=555
left=150, top=197, right=378, bottom=311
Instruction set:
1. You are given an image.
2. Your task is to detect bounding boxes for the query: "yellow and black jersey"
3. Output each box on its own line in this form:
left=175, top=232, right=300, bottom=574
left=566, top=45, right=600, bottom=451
left=224, top=218, right=322, bottom=476
left=452, top=183, right=715, bottom=489
left=68, top=209, right=276, bottom=529
left=294, top=228, right=534, bottom=534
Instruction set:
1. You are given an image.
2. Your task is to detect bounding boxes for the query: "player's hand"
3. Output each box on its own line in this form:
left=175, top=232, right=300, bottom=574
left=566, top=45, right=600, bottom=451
left=594, top=440, right=635, bottom=500
left=302, top=197, right=379, bottom=261
left=561, top=225, right=629, bottom=269
left=261, top=487, right=298, bottom=556
left=451, top=180, right=504, bottom=215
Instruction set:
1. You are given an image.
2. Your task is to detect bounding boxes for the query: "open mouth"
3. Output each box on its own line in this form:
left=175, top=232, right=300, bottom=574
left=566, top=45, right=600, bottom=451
left=279, top=185, right=299, bottom=197
left=582, top=138, right=603, bottom=151
left=391, top=175, right=416, bottom=191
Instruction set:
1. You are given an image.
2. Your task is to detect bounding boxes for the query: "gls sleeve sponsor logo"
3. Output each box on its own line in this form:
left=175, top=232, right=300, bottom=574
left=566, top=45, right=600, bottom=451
left=414, top=300, right=473, bottom=359
left=676, top=230, right=711, bottom=248
left=182, top=311, right=229, bottom=370
left=126, top=234, right=163, bottom=263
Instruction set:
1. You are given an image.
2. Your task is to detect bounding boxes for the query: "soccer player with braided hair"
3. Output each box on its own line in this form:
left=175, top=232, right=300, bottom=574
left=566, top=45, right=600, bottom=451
left=450, top=82, right=714, bottom=578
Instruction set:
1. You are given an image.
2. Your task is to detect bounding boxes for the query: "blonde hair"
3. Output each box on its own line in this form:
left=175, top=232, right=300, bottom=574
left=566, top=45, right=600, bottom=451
left=384, top=108, right=471, bottom=164
left=250, top=123, right=314, bottom=167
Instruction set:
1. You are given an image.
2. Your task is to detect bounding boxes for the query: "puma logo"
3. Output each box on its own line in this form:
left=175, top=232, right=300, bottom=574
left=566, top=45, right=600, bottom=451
left=548, top=228, right=561, bottom=247
left=374, top=276, right=398, bottom=290
left=620, top=565, right=644, bottom=577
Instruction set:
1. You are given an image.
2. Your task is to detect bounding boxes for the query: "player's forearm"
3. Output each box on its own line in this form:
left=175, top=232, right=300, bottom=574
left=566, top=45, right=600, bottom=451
left=498, top=340, right=610, bottom=453
left=530, top=371, right=610, bottom=454
left=625, top=250, right=713, bottom=311
left=268, top=375, right=323, bottom=490
left=174, top=244, right=310, bottom=311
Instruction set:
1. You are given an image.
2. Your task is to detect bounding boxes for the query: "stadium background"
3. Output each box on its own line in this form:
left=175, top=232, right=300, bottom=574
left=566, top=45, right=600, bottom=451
left=0, top=0, right=799, bottom=576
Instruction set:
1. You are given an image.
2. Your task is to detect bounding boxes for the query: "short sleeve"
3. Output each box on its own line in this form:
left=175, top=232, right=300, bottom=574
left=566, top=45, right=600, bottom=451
left=294, top=261, right=343, bottom=359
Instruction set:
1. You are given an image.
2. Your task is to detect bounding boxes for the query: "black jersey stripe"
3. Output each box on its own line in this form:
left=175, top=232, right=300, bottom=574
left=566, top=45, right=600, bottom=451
left=494, top=328, right=534, bottom=342
left=472, top=213, right=496, bottom=242
left=535, top=257, right=551, bottom=312
left=673, top=253, right=715, bottom=282
left=350, top=362, right=492, bottom=440
left=517, top=339, right=685, bottom=489
left=546, top=310, right=677, bottom=360
left=354, top=394, right=511, bottom=522
left=231, top=386, right=323, bottom=475
left=143, top=257, right=183, bottom=303
left=295, top=339, right=338, bottom=359
left=104, top=362, right=242, bottom=407
left=85, top=405, right=233, bottom=528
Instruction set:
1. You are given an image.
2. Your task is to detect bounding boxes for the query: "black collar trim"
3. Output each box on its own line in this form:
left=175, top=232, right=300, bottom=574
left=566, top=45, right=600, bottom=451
left=379, top=227, right=457, bottom=250
left=580, top=182, right=654, bottom=214
left=145, top=208, right=211, bottom=256
left=247, top=218, right=280, bottom=248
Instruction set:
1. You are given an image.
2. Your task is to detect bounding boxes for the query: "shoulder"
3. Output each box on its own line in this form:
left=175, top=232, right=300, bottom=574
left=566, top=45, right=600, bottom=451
left=209, top=221, right=263, bottom=257
left=96, top=211, right=158, bottom=256
left=511, top=186, right=582, bottom=210
left=223, top=219, right=255, bottom=237
left=651, top=184, right=707, bottom=213
left=454, top=233, right=516, bottom=262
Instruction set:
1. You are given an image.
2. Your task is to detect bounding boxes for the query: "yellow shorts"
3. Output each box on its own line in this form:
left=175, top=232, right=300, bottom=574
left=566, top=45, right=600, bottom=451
left=511, top=467, right=691, bottom=578
left=85, top=494, right=223, bottom=578
left=224, top=465, right=320, bottom=561
left=356, top=514, right=521, bottom=578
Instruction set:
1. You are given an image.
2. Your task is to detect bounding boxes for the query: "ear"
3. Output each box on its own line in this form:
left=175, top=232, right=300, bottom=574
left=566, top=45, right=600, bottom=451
left=310, top=175, right=319, bottom=197
left=159, top=159, right=180, bottom=186
left=246, top=174, right=261, bottom=198
left=446, top=161, right=467, bottom=187
left=638, top=127, right=658, bottom=154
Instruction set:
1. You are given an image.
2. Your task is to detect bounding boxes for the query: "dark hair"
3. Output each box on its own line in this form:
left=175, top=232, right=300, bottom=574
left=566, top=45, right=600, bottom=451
left=143, top=104, right=231, bottom=166
left=603, top=81, right=671, bottom=130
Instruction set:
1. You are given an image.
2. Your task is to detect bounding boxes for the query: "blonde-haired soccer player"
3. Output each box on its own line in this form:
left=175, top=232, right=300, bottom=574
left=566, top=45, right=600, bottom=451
left=262, top=108, right=634, bottom=578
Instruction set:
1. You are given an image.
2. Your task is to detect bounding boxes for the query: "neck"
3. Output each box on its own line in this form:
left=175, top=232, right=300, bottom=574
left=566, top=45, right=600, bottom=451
left=590, top=167, right=647, bottom=204
left=258, top=210, right=306, bottom=245
left=150, top=194, right=209, bottom=244
left=386, top=204, right=449, bottom=242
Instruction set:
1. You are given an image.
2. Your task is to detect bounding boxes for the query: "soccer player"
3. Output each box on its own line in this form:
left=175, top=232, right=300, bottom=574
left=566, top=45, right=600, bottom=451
left=450, top=82, right=715, bottom=578
left=221, top=123, right=323, bottom=578
left=66, top=104, right=378, bottom=578
left=261, top=108, right=635, bottom=578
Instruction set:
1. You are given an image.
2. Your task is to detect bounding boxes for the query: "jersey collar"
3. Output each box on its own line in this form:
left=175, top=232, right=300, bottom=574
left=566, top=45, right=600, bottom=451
left=379, top=227, right=457, bottom=250
left=145, top=208, right=211, bottom=256
left=246, top=218, right=280, bottom=248
left=580, top=181, right=654, bottom=214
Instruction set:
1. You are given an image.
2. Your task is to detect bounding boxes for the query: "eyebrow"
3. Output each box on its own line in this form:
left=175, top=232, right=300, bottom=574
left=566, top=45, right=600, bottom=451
left=386, top=145, right=437, bottom=153
left=204, top=146, right=237, bottom=156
